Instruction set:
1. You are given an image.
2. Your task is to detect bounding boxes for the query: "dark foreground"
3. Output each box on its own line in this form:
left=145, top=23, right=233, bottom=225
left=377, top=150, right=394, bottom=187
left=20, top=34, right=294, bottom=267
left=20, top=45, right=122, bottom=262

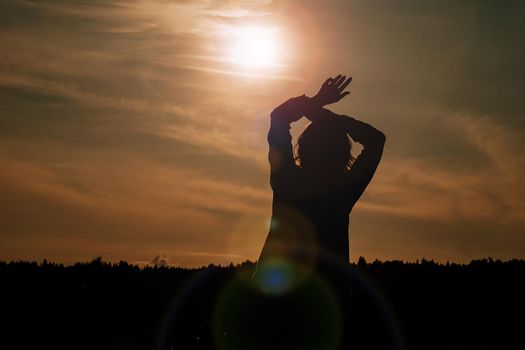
left=1, top=258, right=524, bottom=350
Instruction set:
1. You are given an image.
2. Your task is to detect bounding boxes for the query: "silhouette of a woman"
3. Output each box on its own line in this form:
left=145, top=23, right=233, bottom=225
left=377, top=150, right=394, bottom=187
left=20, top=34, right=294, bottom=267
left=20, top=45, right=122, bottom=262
left=253, top=75, right=385, bottom=298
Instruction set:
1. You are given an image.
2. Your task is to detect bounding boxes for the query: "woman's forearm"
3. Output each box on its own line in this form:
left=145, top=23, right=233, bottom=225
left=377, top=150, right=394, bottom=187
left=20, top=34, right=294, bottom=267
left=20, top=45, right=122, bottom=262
left=340, top=114, right=386, bottom=148
left=305, top=106, right=386, bottom=148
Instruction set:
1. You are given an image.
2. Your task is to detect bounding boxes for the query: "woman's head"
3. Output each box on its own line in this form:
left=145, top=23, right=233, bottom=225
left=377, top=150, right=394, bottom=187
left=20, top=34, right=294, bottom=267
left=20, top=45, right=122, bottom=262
left=295, top=121, right=354, bottom=174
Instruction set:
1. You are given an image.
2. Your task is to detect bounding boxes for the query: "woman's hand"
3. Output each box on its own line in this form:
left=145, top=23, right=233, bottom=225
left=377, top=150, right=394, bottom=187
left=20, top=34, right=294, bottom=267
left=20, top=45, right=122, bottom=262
left=311, top=74, right=352, bottom=108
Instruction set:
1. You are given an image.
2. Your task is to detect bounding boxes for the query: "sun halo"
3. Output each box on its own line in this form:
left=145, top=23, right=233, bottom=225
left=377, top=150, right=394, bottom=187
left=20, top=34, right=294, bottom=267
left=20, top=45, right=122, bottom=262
left=229, top=26, right=281, bottom=69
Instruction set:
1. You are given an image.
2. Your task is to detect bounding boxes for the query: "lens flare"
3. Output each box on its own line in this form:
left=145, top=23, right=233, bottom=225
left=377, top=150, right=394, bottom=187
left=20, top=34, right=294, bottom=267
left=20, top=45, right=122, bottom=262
left=252, top=258, right=296, bottom=295
left=213, top=267, right=343, bottom=350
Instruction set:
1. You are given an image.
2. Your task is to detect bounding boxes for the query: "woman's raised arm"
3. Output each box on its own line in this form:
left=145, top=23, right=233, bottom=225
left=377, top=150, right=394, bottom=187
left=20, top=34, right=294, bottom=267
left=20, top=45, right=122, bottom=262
left=267, top=95, right=308, bottom=191
left=305, top=74, right=385, bottom=205
left=304, top=106, right=386, bottom=206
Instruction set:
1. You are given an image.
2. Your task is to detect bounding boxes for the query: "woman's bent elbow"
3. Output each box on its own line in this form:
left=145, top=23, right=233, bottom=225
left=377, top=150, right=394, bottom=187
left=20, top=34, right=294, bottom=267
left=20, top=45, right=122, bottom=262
left=375, top=130, right=386, bottom=145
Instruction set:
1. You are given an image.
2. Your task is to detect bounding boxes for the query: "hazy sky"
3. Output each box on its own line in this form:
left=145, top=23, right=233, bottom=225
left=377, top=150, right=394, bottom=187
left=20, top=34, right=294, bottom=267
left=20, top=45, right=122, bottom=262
left=1, top=0, right=524, bottom=266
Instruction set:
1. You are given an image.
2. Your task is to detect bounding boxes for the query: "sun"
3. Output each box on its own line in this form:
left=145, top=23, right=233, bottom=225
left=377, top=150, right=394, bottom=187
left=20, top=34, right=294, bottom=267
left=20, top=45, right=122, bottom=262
left=229, top=27, right=280, bottom=68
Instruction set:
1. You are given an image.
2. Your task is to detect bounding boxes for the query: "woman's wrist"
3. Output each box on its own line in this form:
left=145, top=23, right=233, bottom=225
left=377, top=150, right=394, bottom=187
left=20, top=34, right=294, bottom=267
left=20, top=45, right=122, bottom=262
left=303, top=98, right=329, bottom=122
left=308, top=95, right=324, bottom=110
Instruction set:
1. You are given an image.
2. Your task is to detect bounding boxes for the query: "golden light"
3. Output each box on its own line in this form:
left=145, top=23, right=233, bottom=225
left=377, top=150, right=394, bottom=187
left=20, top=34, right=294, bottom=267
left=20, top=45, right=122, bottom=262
left=229, top=27, right=280, bottom=68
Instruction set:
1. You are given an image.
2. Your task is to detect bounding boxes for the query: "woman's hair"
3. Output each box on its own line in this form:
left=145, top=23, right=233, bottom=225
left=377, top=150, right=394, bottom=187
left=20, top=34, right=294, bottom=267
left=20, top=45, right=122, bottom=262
left=294, top=121, right=355, bottom=171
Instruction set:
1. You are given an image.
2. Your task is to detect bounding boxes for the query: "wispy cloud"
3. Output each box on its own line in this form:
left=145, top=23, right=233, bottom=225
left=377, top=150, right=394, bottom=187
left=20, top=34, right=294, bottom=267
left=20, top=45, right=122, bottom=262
left=359, top=113, right=525, bottom=223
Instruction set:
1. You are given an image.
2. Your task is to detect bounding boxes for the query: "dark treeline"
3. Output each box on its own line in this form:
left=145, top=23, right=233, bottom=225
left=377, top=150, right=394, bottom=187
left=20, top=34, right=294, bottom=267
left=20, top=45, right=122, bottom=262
left=1, top=257, right=524, bottom=349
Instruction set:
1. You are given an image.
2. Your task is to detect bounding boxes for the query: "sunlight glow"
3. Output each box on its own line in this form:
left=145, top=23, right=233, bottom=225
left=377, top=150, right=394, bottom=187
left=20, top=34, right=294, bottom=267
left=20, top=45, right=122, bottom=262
left=229, top=27, right=280, bottom=68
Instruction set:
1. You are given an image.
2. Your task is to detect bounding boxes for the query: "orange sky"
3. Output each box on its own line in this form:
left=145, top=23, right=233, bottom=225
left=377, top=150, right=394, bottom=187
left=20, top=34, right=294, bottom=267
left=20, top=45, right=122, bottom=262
left=1, top=0, right=524, bottom=266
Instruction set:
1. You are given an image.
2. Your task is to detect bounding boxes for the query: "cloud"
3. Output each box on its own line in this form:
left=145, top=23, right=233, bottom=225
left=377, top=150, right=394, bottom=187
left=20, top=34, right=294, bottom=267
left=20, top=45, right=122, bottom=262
left=0, top=0, right=289, bottom=162
left=0, top=147, right=270, bottom=219
left=358, top=113, right=525, bottom=223
left=0, top=141, right=271, bottom=265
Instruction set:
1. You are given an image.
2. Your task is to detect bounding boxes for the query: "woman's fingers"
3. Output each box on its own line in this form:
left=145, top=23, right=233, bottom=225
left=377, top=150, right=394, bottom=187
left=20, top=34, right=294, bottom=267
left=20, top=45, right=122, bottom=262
left=317, top=75, right=352, bottom=105
left=331, top=74, right=342, bottom=86
left=338, top=77, right=352, bottom=92
left=338, top=91, right=350, bottom=100
left=333, top=75, right=345, bottom=87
